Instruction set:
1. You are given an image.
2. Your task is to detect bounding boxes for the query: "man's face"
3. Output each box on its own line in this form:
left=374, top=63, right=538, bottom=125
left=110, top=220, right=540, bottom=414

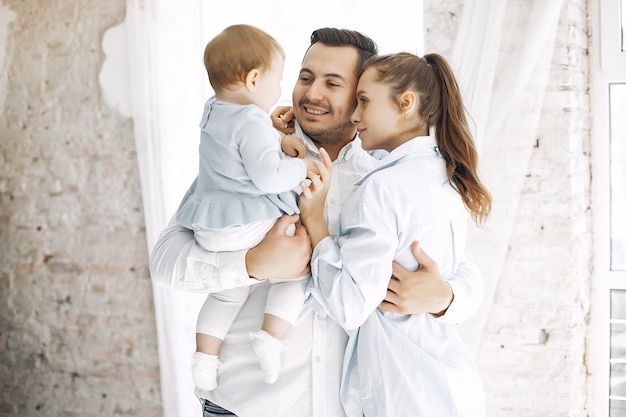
left=292, top=43, right=360, bottom=146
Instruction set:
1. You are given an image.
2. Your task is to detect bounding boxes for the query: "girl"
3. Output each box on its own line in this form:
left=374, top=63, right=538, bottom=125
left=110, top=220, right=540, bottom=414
left=176, top=25, right=317, bottom=391
left=299, top=52, right=492, bottom=416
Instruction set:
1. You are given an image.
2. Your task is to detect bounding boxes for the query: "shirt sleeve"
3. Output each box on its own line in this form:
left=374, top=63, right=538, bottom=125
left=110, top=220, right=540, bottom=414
left=307, top=195, right=397, bottom=331
left=437, top=256, right=485, bottom=325
left=238, top=111, right=306, bottom=194
left=149, top=215, right=260, bottom=293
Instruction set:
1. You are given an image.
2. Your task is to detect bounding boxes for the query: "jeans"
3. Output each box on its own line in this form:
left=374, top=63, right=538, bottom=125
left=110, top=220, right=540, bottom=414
left=202, top=399, right=237, bottom=417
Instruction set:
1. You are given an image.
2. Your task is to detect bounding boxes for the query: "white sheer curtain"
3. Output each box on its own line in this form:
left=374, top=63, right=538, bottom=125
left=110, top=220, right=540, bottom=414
left=101, top=0, right=567, bottom=415
left=102, top=2, right=209, bottom=417
left=448, top=0, right=566, bottom=351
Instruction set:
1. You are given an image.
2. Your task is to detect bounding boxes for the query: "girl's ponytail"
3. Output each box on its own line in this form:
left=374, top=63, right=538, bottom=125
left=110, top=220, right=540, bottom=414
left=363, top=52, right=491, bottom=224
left=424, top=54, right=491, bottom=225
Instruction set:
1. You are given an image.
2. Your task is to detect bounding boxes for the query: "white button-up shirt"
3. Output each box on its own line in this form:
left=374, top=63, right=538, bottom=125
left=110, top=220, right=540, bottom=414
left=307, top=137, right=486, bottom=416
left=149, top=127, right=485, bottom=417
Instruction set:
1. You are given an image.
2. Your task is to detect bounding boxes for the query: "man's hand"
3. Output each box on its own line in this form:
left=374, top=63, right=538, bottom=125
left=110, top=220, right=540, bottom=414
left=245, top=214, right=311, bottom=280
left=380, top=241, right=454, bottom=316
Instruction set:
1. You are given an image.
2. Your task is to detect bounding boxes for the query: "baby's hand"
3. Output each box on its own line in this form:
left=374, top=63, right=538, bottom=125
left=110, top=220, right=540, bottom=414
left=281, top=134, right=307, bottom=158
left=285, top=223, right=296, bottom=237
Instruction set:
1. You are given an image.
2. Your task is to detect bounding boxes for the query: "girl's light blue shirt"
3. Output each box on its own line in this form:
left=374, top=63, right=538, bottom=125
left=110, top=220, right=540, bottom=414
left=307, top=136, right=486, bottom=417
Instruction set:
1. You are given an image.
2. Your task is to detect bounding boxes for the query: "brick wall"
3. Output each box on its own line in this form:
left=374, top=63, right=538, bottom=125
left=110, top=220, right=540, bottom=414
left=425, top=0, right=593, bottom=416
left=0, top=1, right=162, bottom=416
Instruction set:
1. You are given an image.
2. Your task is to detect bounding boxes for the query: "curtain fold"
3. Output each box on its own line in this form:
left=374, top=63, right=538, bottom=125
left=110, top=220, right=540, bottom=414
left=449, top=0, right=566, bottom=352
left=123, top=2, right=207, bottom=417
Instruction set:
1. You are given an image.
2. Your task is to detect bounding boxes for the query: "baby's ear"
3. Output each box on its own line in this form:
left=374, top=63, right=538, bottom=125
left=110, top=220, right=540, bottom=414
left=245, top=69, right=260, bottom=91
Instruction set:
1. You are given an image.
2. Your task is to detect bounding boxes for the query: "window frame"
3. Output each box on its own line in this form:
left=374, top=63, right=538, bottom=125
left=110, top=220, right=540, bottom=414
left=592, top=0, right=626, bottom=415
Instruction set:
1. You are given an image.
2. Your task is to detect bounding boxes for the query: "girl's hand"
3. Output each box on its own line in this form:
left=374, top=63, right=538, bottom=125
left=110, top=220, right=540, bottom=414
left=303, top=159, right=320, bottom=176
left=271, top=106, right=295, bottom=134
left=298, top=148, right=333, bottom=247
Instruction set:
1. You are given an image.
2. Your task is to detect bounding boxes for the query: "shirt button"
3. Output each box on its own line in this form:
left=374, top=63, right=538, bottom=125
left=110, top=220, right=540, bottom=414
left=316, top=314, right=322, bottom=320
left=235, top=279, right=241, bottom=284
left=329, top=198, right=336, bottom=205
left=315, top=356, right=321, bottom=363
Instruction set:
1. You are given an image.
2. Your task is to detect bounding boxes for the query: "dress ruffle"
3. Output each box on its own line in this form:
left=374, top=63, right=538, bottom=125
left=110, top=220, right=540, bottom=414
left=176, top=190, right=299, bottom=230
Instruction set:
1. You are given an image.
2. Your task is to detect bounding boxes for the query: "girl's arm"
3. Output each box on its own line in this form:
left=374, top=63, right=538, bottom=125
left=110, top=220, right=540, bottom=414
left=307, top=199, right=398, bottom=331
left=298, top=148, right=333, bottom=247
left=300, top=151, right=397, bottom=330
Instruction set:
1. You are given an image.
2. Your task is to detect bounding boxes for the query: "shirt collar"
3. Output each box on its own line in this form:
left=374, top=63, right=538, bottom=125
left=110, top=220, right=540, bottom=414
left=381, top=135, right=438, bottom=165
left=355, top=136, right=439, bottom=186
left=294, top=122, right=363, bottom=163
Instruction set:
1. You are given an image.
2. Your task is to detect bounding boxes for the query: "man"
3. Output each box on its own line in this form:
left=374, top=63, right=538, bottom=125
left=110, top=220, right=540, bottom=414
left=150, top=28, right=484, bottom=417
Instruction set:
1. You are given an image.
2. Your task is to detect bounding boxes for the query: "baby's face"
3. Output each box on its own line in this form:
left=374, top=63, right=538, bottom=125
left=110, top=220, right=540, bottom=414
left=255, top=51, right=284, bottom=113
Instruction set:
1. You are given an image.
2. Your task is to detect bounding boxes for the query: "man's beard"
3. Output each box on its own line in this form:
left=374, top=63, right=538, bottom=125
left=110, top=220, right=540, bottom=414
left=301, top=118, right=355, bottom=146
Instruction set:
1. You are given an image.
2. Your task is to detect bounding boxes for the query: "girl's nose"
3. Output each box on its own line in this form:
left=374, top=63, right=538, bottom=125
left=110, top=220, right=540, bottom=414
left=350, top=109, right=361, bottom=125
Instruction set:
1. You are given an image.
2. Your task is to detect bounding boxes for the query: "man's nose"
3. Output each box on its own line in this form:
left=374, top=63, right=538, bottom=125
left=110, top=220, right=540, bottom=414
left=305, top=80, right=324, bottom=101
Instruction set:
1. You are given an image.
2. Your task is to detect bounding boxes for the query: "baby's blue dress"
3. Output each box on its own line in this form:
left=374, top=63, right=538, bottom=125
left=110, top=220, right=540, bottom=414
left=177, top=98, right=307, bottom=231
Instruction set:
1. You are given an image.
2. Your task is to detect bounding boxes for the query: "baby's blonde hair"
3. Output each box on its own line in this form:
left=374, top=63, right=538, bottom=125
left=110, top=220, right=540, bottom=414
left=204, top=24, right=284, bottom=92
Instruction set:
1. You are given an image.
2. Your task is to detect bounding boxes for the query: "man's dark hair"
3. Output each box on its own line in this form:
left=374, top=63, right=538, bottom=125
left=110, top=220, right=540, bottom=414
left=309, top=28, right=378, bottom=76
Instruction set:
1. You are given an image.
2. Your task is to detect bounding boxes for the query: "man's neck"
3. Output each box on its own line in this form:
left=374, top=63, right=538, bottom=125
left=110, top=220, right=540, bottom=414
left=318, top=139, right=352, bottom=161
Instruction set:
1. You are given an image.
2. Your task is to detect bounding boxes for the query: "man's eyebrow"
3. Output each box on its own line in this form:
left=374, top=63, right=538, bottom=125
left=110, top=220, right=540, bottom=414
left=325, top=73, right=347, bottom=83
left=299, top=68, right=347, bottom=83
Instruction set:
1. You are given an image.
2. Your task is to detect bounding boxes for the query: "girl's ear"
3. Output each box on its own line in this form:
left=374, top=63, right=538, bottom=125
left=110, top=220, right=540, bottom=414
left=245, top=69, right=260, bottom=91
left=400, top=91, right=417, bottom=114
